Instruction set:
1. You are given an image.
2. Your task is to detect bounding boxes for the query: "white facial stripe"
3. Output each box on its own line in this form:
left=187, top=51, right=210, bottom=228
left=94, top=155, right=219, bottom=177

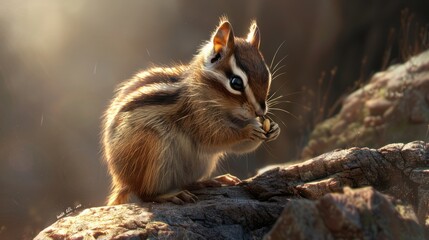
left=230, top=55, right=263, bottom=113
left=229, top=55, right=248, bottom=88
left=245, top=86, right=262, bottom=113
left=267, top=67, right=272, bottom=94
left=205, top=55, right=249, bottom=96
left=217, top=55, right=247, bottom=95
left=203, top=54, right=266, bottom=115
left=203, top=69, right=242, bottom=95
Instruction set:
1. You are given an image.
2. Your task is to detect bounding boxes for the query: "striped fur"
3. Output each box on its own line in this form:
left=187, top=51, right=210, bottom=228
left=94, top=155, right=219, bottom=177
left=102, top=18, right=278, bottom=205
left=121, top=89, right=182, bottom=112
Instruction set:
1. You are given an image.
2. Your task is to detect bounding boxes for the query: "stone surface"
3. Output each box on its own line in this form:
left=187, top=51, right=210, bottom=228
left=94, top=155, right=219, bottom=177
left=35, top=187, right=284, bottom=240
left=301, top=50, right=429, bottom=159
left=35, top=141, right=429, bottom=239
left=266, top=187, right=425, bottom=240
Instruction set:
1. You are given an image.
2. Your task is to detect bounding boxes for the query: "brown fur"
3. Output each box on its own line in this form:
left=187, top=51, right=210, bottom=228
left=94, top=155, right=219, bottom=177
left=102, top=18, right=278, bottom=205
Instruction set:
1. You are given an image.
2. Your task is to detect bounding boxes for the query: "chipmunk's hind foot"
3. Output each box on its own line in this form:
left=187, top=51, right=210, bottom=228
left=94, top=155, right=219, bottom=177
left=152, top=190, right=198, bottom=205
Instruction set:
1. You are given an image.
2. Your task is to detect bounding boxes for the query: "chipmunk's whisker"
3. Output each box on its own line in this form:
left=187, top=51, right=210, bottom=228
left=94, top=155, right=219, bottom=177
left=270, top=41, right=285, bottom=70
left=269, top=107, right=299, bottom=120
left=272, top=72, right=287, bottom=81
left=272, top=64, right=286, bottom=79
left=272, top=55, right=288, bottom=73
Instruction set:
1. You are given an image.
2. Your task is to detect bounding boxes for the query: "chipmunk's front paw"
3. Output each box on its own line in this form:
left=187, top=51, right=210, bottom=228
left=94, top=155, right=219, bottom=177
left=212, top=174, right=242, bottom=185
left=244, top=123, right=267, bottom=141
left=265, top=121, right=280, bottom=142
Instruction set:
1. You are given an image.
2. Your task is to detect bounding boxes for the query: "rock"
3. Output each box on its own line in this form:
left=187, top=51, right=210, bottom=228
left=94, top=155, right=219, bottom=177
left=265, top=199, right=332, bottom=240
left=35, top=141, right=429, bottom=239
left=365, top=97, right=392, bottom=116
left=302, top=50, right=429, bottom=159
left=35, top=187, right=284, bottom=240
left=409, top=168, right=429, bottom=184
left=330, top=119, right=346, bottom=135
left=266, top=187, right=425, bottom=240
left=363, top=116, right=384, bottom=127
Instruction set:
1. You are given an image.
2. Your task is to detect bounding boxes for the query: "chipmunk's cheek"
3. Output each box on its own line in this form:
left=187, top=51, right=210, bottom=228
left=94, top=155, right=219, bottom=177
left=242, top=103, right=256, bottom=119
left=230, top=104, right=252, bottom=121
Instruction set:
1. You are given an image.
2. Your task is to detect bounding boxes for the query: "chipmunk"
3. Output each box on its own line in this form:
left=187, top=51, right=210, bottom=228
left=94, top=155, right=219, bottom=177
left=102, top=18, right=280, bottom=205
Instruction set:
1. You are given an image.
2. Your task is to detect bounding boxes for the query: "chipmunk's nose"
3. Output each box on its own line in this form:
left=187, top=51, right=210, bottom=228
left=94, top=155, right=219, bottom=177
left=255, top=101, right=267, bottom=117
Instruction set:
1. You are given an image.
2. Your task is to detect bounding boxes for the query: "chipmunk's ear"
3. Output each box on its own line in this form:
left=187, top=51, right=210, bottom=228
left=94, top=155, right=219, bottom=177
left=246, top=20, right=260, bottom=49
left=212, top=19, right=234, bottom=54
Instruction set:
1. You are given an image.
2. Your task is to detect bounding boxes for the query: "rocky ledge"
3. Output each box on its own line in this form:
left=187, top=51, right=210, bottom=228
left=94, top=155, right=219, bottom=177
left=35, top=141, right=428, bottom=239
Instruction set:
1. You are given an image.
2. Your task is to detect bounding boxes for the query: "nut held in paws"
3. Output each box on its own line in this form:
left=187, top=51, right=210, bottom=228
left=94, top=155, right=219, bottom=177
left=263, top=118, right=270, bottom=132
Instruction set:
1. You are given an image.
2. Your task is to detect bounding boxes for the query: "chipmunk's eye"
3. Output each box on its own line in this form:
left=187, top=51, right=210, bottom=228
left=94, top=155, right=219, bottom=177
left=229, top=75, right=244, bottom=92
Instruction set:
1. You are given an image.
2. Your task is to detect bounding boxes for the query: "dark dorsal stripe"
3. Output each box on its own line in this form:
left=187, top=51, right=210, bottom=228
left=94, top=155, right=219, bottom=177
left=120, top=71, right=184, bottom=97
left=120, top=89, right=182, bottom=112
left=143, top=74, right=182, bottom=85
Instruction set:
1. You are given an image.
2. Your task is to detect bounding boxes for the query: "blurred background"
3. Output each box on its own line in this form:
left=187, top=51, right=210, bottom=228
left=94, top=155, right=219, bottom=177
left=1, top=0, right=428, bottom=238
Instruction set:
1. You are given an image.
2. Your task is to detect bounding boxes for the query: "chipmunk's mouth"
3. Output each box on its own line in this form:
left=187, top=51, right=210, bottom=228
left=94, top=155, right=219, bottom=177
left=227, top=113, right=259, bottom=129
left=227, top=114, right=250, bottom=128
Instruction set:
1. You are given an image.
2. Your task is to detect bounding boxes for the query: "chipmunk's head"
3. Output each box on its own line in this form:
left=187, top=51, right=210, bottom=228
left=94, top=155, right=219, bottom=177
left=199, top=18, right=271, bottom=122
